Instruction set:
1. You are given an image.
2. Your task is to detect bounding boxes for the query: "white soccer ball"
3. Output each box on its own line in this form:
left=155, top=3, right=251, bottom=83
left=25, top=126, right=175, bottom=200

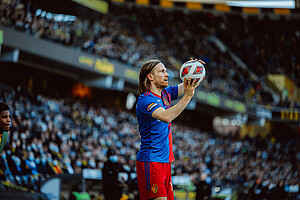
left=179, top=60, right=206, bottom=85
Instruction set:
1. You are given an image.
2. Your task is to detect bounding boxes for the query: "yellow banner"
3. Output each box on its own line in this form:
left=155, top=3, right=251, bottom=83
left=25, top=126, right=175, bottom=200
left=234, top=101, right=246, bottom=113
left=243, top=7, right=259, bottom=14
left=160, top=0, right=173, bottom=8
left=72, top=0, right=108, bottom=14
left=281, top=109, right=299, bottom=121
left=215, top=4, right=230, bottom=12
left=285, top=77, right=295, bottom=97
left=186, top=2, right=202, bottom=10
left=124, top=69, right=138, bottom=80
left=240, top=122, right=271, bottom=138
left=274, top=8, right=290, bottom=15
left=79, top=56, right=94, bottom=67
left=136, top=0, right=149, bottom=5
left=95, top=58, right=115, bottom=75
left=267, top=74, right=285, bottom=92
left=267, top=74, right=299, bottom=104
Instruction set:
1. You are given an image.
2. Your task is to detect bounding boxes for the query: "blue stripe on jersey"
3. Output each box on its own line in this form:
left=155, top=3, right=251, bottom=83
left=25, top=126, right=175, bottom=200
left=144, top=162, right=151, bottom=191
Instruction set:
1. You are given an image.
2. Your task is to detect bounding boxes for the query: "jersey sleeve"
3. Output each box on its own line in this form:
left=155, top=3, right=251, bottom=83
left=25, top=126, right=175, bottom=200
left=137, top=96, right=162, bottom=117
left=165, top=85, right=178, bottom=101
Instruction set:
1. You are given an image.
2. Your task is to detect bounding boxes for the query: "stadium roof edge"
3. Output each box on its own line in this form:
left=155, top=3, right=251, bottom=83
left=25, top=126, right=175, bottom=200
left=112, top=0, right=300, bottom=16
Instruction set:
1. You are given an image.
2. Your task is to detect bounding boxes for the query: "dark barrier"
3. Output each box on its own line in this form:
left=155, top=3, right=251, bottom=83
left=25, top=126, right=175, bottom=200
left=0, top=182, right=48, bottom=200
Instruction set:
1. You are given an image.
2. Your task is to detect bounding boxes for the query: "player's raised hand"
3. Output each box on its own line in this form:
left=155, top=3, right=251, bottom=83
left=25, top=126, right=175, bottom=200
left=190, top=57, right=206, bottom=65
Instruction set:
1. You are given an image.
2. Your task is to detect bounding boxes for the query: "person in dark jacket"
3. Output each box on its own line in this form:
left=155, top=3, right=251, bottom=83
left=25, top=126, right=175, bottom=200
left=102, top=148, right=126, bottom=200
left=196, top=172, right=211, bottom=200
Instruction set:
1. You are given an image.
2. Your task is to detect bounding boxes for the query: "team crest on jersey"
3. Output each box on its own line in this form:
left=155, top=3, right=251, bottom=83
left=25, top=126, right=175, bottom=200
left=163, top=98, right=170, bottom=107
left=151, top=184, right=158, bottom=194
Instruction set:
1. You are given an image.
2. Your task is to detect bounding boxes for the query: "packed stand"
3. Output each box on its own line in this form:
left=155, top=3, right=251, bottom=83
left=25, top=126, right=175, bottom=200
left=211, top=14, right=300, bottom=108
left=0, top=86, right=299, bottom=198
left=212, top=14, right=300, bottom=87
left=0, top=87, right=141, bottom=193
left=0, top=0, right=279, bottom=105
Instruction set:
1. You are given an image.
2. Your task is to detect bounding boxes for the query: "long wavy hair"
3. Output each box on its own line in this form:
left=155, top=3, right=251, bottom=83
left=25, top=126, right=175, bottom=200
left=138, top=60, right=161, bottom=95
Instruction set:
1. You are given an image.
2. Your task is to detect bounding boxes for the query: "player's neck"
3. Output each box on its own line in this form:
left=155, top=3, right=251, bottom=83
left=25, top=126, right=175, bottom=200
left=150, top=87, right=162, bottom=97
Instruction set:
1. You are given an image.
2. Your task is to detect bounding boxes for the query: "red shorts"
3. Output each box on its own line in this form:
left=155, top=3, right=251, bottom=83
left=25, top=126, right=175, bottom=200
left=136, top=161, right=174, bottom=200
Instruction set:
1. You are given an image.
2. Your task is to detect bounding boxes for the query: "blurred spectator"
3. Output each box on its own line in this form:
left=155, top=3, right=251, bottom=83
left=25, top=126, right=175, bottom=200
left=102, top=148, right=127, bottom=200
left=195, top=172, right=211, bottom=200
left=250, top=179, right=263, bottom=200
left=0, top=152, right=14, bottom=182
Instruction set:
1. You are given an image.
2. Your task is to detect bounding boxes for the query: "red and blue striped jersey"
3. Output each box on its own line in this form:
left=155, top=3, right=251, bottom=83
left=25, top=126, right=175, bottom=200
left=136, top=86, right=178, bottom=163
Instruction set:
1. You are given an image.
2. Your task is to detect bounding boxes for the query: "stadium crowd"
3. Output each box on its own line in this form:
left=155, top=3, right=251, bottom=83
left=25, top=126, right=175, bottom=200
left=0, top=86, right=299, bottom=199
left=2, top=0, right=298, bottom=106
left=213, top=14, right=300, bottom=88
left=0, top=0, right=300, bottom=198
left=211, top=14, right=300, bottom=108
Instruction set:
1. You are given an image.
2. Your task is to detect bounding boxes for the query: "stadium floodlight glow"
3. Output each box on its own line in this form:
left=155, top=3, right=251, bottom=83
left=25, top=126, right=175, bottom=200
left=226, top=0, right=295, bottom=8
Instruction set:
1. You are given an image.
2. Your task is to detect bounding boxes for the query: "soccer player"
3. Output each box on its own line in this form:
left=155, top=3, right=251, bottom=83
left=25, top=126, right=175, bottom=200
left=136, top=59, right=204, bottom=200
left=0, top=102, right=11, bottom=154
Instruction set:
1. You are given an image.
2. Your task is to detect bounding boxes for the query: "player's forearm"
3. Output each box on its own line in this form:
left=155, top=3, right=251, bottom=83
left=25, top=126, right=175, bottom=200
left=161, top=95, right=192, bottom=123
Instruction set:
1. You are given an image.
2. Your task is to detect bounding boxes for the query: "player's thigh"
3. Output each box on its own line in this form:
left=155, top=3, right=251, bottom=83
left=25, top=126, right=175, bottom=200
left=136, top=161, right=168, bottom=199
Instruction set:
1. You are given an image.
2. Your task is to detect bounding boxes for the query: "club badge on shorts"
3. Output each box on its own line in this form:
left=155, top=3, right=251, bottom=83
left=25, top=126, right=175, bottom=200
left=151, top=184, right=158, bottom=194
